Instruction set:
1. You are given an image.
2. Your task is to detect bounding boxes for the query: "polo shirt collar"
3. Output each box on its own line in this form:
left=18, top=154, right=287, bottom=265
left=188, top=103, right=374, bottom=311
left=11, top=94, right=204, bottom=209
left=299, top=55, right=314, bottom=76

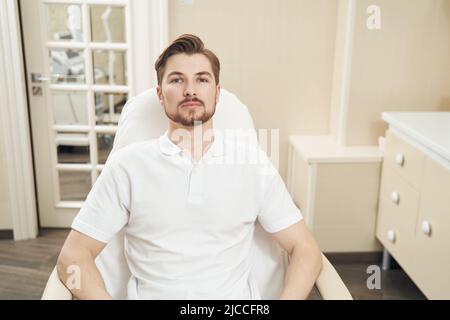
left=158, top=130, right=225, bottom=158
left=158, top=131, right=182, bottom=156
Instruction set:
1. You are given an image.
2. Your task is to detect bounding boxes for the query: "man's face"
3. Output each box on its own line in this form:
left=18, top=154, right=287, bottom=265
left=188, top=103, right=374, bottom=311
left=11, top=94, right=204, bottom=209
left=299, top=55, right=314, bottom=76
left=157, top=53, right=220, bottom=127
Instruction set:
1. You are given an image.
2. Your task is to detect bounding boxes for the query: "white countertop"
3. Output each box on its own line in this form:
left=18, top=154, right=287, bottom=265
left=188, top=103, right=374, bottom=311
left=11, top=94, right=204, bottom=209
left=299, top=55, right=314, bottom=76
left=382, top=112, right=450, bottom=162
left=289, top=135, right=382, bottom=163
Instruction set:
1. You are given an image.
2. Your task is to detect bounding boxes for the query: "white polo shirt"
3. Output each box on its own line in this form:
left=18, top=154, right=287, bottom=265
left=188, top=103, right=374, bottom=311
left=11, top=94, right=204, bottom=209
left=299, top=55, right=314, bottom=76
left=71, top=132, right=303, bottom=300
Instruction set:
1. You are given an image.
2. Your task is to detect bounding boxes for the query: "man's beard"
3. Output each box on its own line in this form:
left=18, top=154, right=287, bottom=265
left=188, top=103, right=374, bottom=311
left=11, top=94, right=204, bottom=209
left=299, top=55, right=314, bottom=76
left=165, top=104, right=216, bottom=127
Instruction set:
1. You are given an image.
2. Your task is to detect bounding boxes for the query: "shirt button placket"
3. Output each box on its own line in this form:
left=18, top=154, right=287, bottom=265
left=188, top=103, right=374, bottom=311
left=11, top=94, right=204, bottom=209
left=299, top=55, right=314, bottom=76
left=187, top=161, right=204, bottom=204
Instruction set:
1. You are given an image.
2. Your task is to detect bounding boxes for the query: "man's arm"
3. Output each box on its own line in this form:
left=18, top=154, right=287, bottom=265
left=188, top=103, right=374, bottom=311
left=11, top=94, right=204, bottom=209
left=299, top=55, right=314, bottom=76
left=56, top=230, right=112, bottom=300
left=270, top=220, right=323, bottom=300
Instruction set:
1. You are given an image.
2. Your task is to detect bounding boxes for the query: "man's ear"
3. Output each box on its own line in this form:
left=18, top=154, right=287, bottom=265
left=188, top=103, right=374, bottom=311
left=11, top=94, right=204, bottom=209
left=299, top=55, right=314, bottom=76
left=156, top=85, right=163, bottom=105
left=216, top=84, right=221, bottom=104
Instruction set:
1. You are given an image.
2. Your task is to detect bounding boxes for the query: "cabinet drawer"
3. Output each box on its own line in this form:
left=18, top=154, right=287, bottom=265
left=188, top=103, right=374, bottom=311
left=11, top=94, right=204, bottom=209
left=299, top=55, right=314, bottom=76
left=376, top=165, right=419, bottom=267
left=410, top=157, right=450, bottom=299
left=384, top=130, right=425, bottom=190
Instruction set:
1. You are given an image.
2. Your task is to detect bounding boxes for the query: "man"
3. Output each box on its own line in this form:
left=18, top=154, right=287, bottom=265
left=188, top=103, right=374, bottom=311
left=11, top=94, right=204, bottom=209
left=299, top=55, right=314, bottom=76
left=57, top=34, right=322, bottom=300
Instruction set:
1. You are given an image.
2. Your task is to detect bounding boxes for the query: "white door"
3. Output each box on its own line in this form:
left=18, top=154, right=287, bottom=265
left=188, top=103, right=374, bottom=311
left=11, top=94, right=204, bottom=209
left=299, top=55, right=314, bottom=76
left=20, top=0, right=163, bottom=227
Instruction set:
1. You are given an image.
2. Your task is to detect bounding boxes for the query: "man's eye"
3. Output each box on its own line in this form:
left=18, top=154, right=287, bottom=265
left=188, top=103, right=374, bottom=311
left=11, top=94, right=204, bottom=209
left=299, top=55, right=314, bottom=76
left=171, top=78, right=182, bottom=83
left=199, top=78, right=209, bottom=83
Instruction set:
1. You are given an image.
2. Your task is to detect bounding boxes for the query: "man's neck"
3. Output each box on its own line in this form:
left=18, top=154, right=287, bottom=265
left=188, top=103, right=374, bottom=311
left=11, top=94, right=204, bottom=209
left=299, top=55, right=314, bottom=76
left=167, top=120, right=215, bottom=162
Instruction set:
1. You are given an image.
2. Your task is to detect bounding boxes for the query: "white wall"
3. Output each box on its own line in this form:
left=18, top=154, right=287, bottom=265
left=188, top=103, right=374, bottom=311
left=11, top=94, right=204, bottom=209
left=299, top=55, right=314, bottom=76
left=346, top=0, right=450, bottom=145
left=168, top=0, right=338, bottom=180
left=168, top=0, right=450, bottom=179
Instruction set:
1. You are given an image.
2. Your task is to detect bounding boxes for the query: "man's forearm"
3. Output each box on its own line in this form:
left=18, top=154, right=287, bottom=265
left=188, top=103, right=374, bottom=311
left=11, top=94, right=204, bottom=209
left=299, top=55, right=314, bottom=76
left=279, top=246, right=322, bottom=300
left=57, top=249, right=112, bottom=300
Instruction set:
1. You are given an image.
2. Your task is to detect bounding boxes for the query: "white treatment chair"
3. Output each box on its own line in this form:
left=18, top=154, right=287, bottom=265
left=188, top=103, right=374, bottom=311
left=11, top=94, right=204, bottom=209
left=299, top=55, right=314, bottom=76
left=42, top=88, right=352, bottom=300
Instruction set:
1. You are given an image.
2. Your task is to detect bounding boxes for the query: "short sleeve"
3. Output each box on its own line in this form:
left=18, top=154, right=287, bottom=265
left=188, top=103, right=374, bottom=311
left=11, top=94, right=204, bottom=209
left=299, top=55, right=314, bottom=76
left=257, top=163, right=303, bottom=233
left=71, top=154, right=130, bottom=243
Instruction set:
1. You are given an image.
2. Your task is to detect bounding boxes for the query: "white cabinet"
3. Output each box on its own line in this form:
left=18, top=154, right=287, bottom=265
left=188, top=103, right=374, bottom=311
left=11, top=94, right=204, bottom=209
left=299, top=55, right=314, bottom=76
left=376, top=130, right=422, bottom=269
left=410, top=157, right=450, bottom=299
left=377, top=112, right=450, bottom=299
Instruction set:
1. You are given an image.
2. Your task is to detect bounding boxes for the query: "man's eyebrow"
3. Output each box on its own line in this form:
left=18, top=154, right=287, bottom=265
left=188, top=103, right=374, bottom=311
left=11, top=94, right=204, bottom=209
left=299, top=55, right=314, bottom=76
left=167, top=71, right=213, bottom=78
left=166, top=71, right=183, bottom=77
left=196, top=71, right=213, bottom=78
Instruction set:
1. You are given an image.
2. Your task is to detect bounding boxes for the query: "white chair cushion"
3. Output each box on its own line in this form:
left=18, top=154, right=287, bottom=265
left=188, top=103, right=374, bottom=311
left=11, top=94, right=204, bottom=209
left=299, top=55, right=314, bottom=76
left=94, top=88, right=288, bottom=299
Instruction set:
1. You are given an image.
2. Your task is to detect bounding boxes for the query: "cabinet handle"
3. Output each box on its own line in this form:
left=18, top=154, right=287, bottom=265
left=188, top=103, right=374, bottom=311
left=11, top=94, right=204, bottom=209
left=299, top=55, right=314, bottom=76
left=395, top=153, right=405, bottom=166
left=387, top=230, right=396, bottom=243
left=391, top=191, right=400, bottom=204
left=421, top=221, right=432, bottom=236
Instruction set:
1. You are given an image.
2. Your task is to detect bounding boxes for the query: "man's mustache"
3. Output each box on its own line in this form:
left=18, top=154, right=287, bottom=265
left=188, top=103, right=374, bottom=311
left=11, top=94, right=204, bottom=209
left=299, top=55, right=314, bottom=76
left=179, top=98, right=203, bottom=107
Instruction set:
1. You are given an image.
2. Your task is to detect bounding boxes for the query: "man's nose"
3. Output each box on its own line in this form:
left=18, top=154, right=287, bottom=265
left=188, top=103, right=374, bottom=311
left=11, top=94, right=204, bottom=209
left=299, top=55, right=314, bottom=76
left=183, top=81, right=197, bottom=97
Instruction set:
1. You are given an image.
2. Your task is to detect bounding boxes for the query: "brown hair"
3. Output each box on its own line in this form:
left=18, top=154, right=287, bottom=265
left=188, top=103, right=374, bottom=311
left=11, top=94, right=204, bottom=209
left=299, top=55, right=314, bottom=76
left=154, top=34, right=220, bottom=85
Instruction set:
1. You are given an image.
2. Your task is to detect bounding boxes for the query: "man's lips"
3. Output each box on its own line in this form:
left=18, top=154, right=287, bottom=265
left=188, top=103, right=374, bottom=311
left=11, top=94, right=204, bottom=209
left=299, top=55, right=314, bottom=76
left=180, top=101, right=202, bottom=108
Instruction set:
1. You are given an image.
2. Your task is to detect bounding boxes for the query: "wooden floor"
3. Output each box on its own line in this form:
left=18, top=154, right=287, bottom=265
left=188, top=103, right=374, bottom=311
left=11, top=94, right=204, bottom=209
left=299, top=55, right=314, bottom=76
left=0, top=229, right=426, bottom=300
left=0, top=229, right=66, bottom=300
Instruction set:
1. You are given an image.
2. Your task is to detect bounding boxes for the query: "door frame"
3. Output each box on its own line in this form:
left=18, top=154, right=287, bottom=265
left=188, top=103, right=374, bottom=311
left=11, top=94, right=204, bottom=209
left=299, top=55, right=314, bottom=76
left=0, top=0, right=168, bottom=239
left=0, top=0, right=38, bottom=240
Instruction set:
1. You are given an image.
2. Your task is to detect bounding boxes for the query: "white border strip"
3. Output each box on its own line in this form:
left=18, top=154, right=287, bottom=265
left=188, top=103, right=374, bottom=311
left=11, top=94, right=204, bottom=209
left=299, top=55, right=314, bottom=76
left=92, top=84, right=129, bottom=93
left=49, top=84, right=89, bottom=91
left=53, top=125, right=91, bottom=132
left=49, top=84, right=129, bottom=92
left=43, top=0, right=127, bottom=5
left=125, top=0, right=134, bottom=96
left=53, top=125, right=118, bottom=133
left=56, top=163, right=93, bottom=171
left=95, top=125, right=118, bottom=133
left=46, top=41, right=128, bottom=51
left=56, top=201, right=85, bottom=209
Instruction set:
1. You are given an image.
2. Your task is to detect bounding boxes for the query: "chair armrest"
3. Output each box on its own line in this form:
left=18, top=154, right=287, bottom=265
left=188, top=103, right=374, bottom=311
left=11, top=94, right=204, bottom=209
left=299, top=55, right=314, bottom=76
left=41, top=254, right=352, bottom=300
left=315, top=253, right=353, bottom=300
left=41, top=267, right=73, bottom=300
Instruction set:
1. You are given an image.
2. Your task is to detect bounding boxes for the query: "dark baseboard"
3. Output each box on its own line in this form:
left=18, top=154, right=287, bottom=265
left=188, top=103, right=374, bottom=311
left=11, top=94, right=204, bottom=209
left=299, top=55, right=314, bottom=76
left=324, top=251, right=383, bottom=264
left=0, top=230, right=14, bottom=240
